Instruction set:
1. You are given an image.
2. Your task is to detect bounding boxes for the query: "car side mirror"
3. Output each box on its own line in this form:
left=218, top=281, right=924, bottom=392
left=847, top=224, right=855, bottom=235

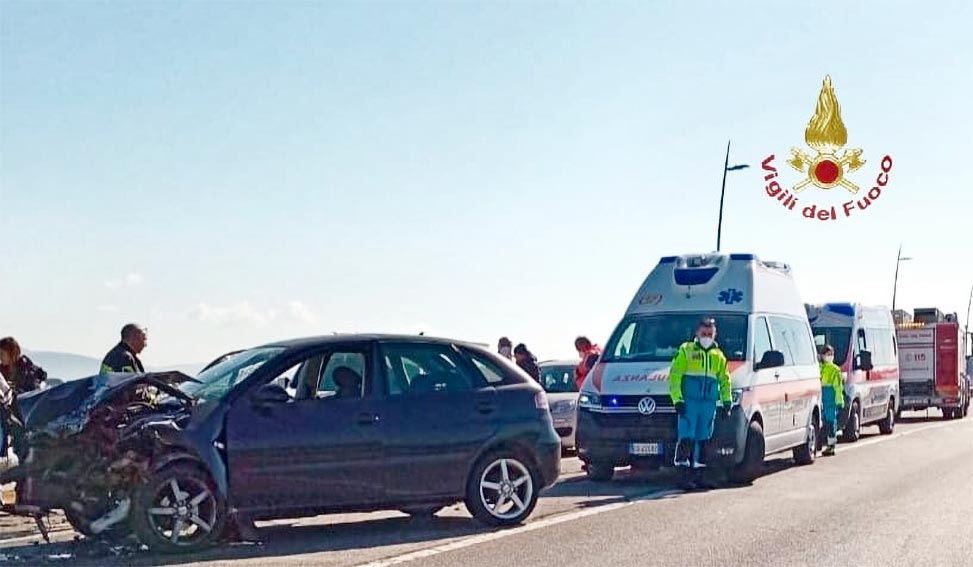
left=252, top=383, right=290, bottom=406
left=855, top=350, right=874, bottom=371
left=756, top=350, right=785, bottom=370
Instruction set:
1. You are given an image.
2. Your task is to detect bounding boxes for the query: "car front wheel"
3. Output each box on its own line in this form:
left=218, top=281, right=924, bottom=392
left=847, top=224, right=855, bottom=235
left=465, top=451, right=539, bottom=527
left=133, top=464, right=226, bottom=554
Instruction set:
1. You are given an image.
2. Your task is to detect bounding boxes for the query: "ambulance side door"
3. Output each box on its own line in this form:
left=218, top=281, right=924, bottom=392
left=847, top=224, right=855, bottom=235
left=752, top=316, right=783, bottom=439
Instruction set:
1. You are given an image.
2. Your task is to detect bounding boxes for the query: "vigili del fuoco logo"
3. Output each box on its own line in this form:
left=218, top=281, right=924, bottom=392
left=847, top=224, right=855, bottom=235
left=761, top=75, right=893, bottom=221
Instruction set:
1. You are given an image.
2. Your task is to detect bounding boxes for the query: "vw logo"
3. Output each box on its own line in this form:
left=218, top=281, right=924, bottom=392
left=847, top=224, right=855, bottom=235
left=637, top=397, right=657, bottom=415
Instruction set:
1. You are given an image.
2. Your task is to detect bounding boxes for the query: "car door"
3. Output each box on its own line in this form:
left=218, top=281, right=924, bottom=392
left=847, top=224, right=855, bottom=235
left=752, top=316, right=782, bottom=438
left=225, top=343, right=385, bottom=514
left=377, top=341, right=499, bottom=502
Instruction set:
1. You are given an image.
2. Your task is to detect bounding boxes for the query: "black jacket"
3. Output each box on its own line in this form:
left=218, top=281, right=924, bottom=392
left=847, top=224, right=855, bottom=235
left=101, top=342, right=145, bottom=374
left=517, top=357, right=541, bottom=382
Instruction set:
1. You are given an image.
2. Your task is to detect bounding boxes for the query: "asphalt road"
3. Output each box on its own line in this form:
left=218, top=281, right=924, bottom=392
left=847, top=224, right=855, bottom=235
left=1, top=411, right=971, bottom=566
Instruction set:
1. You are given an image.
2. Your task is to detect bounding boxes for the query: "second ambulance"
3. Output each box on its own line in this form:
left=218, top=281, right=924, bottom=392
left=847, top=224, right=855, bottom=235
left=576, top=253, right=822, bottom=483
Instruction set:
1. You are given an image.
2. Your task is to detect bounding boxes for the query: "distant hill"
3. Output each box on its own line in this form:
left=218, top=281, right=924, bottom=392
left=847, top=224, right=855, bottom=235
left=25, top=351, right=204, bottom=381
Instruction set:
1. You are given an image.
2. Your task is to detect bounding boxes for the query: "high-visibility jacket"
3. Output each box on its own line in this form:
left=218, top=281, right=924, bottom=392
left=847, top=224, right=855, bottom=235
left=101, top=342, right=145, bottom=375
left=669, top=340, right=732, bottom=405
left=819, top=361, right=845, bottom=407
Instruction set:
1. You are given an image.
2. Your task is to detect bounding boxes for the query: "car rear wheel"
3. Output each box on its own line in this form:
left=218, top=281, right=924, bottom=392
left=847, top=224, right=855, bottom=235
left=878, top=401, right=895, bottom=435
left=465, top=451, right=538, bottom=527
left=729, top=420, right=764, bottom=485
left=793, top=415, right=818, bottom=465
left=133, top=464, right=226, bottom=554
left=842, top=402, right=862, bottom=442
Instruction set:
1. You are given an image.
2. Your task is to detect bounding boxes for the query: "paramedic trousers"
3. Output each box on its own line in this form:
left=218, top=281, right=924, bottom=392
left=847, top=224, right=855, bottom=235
left=676, top=375, right=720, bottom=466
left=822, top=389, right=840, bottom=445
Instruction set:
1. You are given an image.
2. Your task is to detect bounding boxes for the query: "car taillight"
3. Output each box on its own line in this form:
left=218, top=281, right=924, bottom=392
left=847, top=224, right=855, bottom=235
left=534, top=391, right=549, bottom=410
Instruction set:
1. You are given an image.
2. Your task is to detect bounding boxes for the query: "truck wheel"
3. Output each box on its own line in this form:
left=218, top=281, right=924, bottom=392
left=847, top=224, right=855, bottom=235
left=585, top=461, right=615, bottom=482
left=943, top=408, right=954, bottom=420
left=793, top=414, right=818, bottom=465
left=842, top=402, right=862, bottom=443
left=878, top=401, right=895, bottom=435
left=729, top=420, right=764, bottom=485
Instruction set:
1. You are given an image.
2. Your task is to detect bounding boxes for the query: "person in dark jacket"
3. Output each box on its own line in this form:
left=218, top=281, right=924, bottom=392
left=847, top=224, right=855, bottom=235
left=513, top=343, right=541, bottom=382
left=0, top=337, right=46, bottom=460
left=0, top=337, right=47, bottom=395
left=101, top=323, right=147, bottom=374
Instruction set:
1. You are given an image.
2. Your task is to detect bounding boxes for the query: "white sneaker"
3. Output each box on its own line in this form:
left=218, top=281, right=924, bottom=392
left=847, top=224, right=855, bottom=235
left=692, top=460, right=707, bottom=469
left=673, top=457, right=691, bottom=467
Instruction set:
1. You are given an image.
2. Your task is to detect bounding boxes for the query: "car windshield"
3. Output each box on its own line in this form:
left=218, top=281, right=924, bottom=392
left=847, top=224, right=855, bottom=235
left=540, top=365, right=577, bottom=393
left=602, top=313, right=748, bottom=363
left=179, top=346, right=285, bottom=402
left=810, top=326, right=852, bottom=365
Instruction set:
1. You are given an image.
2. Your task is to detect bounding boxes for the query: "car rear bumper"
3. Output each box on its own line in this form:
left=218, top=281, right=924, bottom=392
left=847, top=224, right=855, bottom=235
left=534, top=437, right=561, bottom=488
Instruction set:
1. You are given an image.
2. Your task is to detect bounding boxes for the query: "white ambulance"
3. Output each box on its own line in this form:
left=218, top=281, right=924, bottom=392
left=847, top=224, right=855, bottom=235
left=805, top=303, right=899, bottom=439
left=576, top=253, right=822, bottom=483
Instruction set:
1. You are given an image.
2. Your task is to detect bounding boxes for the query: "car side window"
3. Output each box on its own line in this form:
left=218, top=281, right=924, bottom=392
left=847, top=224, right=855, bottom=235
left=753, top=317, right=773, bottom=365
left=381, top=343, right=474, bottom=397
left=316, top=351, right=368, bottom=400
left=463, top=350, right=508, bottom=385
left=768, top=317, right=795, bottom=366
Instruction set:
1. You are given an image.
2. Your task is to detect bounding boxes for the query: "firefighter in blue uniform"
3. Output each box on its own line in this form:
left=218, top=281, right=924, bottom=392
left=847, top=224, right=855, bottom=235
left=669, top=318, right=733, bottom=490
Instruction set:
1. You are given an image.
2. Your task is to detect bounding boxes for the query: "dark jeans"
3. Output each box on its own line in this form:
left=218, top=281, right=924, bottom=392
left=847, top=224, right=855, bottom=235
left=0, top=404, right=28, bottom=462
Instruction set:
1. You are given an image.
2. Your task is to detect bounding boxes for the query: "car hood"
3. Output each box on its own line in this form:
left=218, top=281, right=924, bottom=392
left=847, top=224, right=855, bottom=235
left=17, top=371, right=198, bottom=438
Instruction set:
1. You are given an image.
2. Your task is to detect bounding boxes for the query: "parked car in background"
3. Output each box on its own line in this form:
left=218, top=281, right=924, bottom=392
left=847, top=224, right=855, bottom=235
left=1, top=335, right=561, bottom=553
left=538, top=360, right=580, bottom=452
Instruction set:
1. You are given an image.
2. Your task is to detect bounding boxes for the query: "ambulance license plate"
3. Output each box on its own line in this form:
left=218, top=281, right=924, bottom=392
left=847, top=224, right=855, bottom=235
left=629, top=443, right=662, bottom=456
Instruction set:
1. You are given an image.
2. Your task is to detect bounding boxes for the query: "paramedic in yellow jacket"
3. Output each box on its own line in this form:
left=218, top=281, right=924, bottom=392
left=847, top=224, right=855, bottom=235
left=669, top=318, right=733, bottom=490
left=819, top=345, right=845, bottom=456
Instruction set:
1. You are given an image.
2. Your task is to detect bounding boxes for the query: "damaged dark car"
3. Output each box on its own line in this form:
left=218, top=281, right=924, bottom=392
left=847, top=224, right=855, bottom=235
left=0, top=335, right=561, bottom=554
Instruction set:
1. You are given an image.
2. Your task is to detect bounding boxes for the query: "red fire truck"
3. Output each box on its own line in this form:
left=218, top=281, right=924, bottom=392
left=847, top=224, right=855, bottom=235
left=896, top=308, right=969, bottom=419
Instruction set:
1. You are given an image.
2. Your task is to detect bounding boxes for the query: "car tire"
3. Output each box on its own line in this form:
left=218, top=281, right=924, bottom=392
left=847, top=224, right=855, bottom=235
left=793, top=414, right=818, bottom=465
left=878, top=401, right=895, bottom=435
left=943, top=408, right=954, bottom=420
left=584, top=461, right=615, bottom=482
left=729, top=420, right=764, bottom=485
left=842, top=402, right=862, bottom=443
left=132, top=463, right=226, bottom=554
left=464, top=450, right=539, bottom=527
left=401, top=506, right=444, bottom=519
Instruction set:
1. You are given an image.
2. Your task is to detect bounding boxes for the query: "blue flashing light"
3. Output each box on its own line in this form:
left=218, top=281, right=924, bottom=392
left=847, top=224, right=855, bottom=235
left=825, top=303, right=856, bottom=317
left=729, top=253, right=756, bottom=261
left=674, top=267, right=719, bottom=286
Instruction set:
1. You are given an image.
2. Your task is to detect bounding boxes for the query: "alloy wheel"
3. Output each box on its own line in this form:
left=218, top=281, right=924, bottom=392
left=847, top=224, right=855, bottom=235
left=478, top=458, right=534, bottom=521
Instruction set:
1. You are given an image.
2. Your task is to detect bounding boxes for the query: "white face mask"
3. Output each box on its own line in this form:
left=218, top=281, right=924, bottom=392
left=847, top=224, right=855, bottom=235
left=499, top=347, right=512, bottom=358
left=823, top=355, right=834, bottom=364
left=698, top=336, right=715, bottom=349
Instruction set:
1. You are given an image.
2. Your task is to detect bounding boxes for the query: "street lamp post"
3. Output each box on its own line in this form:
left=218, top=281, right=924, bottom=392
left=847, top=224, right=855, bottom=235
left=891, top=245, right=913, bottom=314
left=716, top=140, right=750, bottom=253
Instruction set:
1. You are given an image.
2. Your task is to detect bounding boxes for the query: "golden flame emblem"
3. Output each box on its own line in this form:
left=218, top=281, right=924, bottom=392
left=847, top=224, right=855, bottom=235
left=787, top=75, right=865, bottom=193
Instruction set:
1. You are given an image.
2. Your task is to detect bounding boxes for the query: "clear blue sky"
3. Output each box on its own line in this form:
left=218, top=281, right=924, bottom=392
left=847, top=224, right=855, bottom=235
left=2, top=1, right=971, bottom=366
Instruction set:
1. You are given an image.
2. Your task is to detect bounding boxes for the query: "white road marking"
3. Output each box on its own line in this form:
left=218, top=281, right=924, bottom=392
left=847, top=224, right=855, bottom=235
left=355, top=489, right=680, bottom=567
left=836, top=417, right=970, bottom=455
left=357, top=418, right=971, bottom=567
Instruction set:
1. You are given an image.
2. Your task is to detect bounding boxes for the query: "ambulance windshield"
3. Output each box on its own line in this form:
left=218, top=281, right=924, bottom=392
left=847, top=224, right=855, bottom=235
left=810, top=326, right=852, bottom=365
left=603, top=313, right=748, bottom=363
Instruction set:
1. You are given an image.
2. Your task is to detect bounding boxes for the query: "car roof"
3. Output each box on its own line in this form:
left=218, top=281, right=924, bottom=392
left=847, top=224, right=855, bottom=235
left=260, top=333, right=486, bottom=351
left=538, top=359, right=578, bottom=367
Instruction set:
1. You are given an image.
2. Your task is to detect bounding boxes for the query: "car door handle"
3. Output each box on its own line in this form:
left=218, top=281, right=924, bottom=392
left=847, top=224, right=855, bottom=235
left=475, top=401, right=496, bottom=414
left=356, top=412, right=380, bottom=426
